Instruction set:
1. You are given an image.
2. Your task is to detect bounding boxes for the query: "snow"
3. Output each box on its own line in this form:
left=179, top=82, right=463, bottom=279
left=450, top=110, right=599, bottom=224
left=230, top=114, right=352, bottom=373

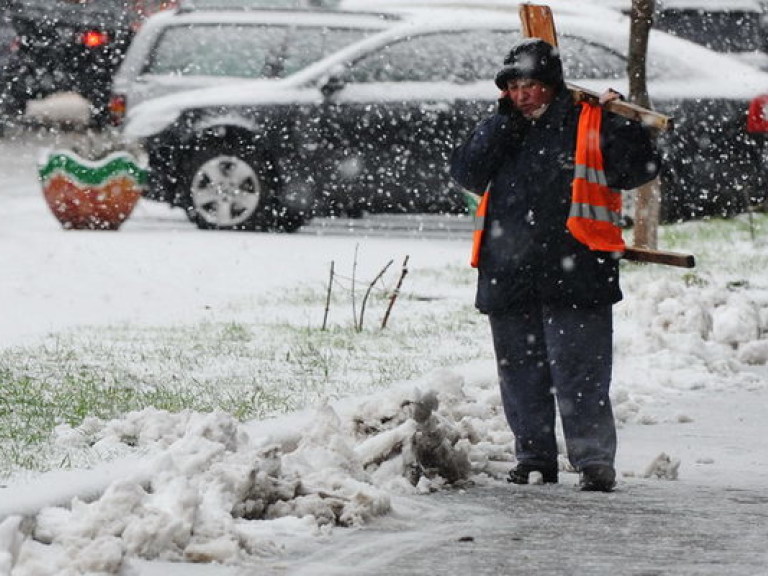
left=1, top=125, right=768, bottom=572
left=24, top=93, right=90, bottom=128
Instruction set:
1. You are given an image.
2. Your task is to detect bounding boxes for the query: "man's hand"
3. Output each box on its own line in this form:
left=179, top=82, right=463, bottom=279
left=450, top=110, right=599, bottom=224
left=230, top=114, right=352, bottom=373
left=496, top=91, right=528, bottom=140
left=497, top=91, right=515, bottom=115
left=599, top=88, right=624, bottom=106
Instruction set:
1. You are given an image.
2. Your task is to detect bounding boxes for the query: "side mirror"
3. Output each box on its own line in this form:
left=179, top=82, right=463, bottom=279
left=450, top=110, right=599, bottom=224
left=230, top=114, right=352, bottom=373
left=320, top=74, right=346, bottom=98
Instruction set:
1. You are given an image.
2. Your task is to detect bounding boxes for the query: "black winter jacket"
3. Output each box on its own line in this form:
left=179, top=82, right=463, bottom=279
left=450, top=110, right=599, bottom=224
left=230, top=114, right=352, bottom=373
left=450, top=88, right=660, bottom=314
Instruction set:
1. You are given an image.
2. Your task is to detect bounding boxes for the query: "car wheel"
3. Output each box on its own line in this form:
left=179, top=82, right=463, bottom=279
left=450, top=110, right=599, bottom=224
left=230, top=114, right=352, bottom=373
left=182, top=142, right=274, bottom=231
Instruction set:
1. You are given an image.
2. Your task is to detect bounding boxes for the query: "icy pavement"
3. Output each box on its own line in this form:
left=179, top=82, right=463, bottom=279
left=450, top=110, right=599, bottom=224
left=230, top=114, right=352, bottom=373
left=378, top=481, right=768, bottom=576
left=127, top=478, right=768, bottom=576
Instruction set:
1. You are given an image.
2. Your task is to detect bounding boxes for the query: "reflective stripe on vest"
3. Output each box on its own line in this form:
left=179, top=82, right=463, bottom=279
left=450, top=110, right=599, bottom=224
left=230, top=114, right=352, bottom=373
left=566, top=102, right=625, bottom=252
left=470, top=190, right=488, bottom=268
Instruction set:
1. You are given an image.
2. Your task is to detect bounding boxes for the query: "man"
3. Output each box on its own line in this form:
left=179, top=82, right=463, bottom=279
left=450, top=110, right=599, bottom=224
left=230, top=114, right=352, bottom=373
left=450, top=38, right=660, bottom=492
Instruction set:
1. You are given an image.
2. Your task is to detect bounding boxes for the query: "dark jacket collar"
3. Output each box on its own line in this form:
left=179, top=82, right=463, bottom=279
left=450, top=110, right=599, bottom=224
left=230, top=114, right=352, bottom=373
left=530, top=86, right=574, bottom=130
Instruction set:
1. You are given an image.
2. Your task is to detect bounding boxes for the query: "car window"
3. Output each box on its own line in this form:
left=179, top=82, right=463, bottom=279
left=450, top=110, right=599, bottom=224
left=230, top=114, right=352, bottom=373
left=557, top=35, right=627, bottom=80
left=655, top=8, right=763, bottom=53
left=138, top=1, right=177, bottom=16
left=342, top=28, right=681, bottom=85
left=146, top=24, right=286, bottom=77
left=345, top=30, right=520, bottom=83
left=145, top=24, right=373, bottom=78
left=284, top=28, right=374, bottom=76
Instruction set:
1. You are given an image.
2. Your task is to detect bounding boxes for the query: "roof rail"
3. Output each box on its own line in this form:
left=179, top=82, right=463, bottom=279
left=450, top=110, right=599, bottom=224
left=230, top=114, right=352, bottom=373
left=175, top=0, right=401, bottom=20
left=177, top=0, right=341, bottom=12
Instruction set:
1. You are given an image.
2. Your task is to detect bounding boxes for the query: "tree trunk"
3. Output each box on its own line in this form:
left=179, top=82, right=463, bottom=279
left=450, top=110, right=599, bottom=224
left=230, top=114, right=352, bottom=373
left=628, top=0, right=660, bottom=249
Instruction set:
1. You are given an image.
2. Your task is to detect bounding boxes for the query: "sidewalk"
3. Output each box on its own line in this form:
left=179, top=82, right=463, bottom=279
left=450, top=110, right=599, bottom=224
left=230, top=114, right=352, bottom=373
left=127, top=476, right=768, bottom=576
left=126, top=384, right=768, bottom=576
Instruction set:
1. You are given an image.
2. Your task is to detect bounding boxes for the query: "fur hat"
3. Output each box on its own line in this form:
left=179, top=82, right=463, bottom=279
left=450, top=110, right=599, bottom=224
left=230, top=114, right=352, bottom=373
left=494, top=38, right=564, bottom=90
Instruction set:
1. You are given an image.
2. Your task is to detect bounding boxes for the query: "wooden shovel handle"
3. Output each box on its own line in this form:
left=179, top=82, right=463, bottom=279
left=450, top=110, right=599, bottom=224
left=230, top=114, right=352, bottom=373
left=519, top=4, right=673, bottom=132
left=621, top=247, right=695, bottom=268
left=567, top=84, right=673, bottom=132
left=519, top=4, right=558, bottom=46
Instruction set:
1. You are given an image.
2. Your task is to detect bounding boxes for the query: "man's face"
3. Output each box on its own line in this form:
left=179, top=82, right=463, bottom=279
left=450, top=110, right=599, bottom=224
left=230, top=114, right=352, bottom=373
left=505, top=78, right=555, bottom=119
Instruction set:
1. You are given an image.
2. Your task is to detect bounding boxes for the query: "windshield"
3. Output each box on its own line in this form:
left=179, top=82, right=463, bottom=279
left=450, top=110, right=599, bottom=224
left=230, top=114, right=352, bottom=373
left=6, top=0, right=174, bottom=22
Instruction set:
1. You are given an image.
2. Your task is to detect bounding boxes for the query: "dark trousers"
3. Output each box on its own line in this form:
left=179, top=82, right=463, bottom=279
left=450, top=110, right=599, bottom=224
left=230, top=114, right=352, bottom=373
left=489, top=301, right=617, bottom=471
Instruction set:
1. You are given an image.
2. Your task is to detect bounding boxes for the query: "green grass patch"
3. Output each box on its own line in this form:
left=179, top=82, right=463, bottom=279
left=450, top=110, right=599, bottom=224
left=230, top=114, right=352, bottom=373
left=0, top=266, right=489, bottom=479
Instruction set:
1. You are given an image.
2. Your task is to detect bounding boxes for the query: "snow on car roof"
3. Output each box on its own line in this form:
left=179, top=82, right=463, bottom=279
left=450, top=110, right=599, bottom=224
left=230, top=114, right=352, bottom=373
left=123, top=7, right=768, bottom=138
left=568, top=0, right=764, bottom=10
left=286, top=7, right=768, bottom=92
left=179, top=0, right=343, bottom=8
left=141, top=5, right=399, bottom=27
left=340, top=0, right=625, bottom=21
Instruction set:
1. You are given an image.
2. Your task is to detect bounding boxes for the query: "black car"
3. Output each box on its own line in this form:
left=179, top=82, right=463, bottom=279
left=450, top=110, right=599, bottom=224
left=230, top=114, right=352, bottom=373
left=121, top=8, right=768, bottom=230
left=591, top=0, right=768, bottom=70
left=0, top=0, right=173, bottom=128
left=655, top=3, right=765, bottom=54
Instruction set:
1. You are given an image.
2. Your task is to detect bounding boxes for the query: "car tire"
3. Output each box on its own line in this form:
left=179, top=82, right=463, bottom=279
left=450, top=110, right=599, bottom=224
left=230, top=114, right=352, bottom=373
left=181, top=141, right=276, bottom=231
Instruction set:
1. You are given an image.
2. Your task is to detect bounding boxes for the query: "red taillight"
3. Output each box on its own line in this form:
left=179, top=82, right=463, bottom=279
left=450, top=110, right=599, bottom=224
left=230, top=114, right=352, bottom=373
left=81, top=30, right=109, bottom=48
left=747, top=95, right=768, bottom=133
left=108, top=94, right=126, bottom=126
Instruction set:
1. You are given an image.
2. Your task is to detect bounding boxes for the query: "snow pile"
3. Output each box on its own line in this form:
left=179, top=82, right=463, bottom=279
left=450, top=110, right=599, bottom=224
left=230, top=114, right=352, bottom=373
left=24, top=93, right=91, bottom=127
left=643, top=452, right=681, bottom=480
left=613, top=268, right=768, bottom=420
left=0, top=369, right=513, bottom=572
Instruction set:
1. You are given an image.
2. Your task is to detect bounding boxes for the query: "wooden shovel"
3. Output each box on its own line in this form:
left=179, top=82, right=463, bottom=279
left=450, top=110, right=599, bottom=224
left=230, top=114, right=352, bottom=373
left=519, top=3, right=694, bottom=268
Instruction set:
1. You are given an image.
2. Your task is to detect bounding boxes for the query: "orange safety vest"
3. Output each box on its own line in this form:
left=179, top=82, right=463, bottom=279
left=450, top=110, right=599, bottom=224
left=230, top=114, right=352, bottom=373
left=469, top=101, right=624, bottom=268
left=470, top=190, right=489, bottom=268
left=566, top=102, right=626, bottom=252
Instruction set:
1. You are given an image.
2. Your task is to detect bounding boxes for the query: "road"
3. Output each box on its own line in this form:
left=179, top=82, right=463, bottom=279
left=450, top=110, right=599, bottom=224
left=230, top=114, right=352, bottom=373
left=302, top=213, right=473, bottom=240
left=2, top=124, right=473, bottom=240
left=126, top=205, right=474, bottom=240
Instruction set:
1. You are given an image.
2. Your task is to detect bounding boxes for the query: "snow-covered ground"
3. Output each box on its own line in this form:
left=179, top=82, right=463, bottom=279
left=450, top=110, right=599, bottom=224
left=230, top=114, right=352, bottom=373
left=1, top=127, right=767, bottom=575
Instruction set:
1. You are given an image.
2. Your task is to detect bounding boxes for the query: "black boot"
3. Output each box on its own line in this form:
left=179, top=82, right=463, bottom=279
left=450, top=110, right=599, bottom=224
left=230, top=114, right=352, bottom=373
left=507, top=463, right=558, bottom=485
left=579, top=464, right=616, bottom=492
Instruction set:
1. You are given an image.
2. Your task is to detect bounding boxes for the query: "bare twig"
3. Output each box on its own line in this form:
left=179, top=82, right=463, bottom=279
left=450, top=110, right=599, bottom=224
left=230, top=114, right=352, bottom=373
left=357, top=259, right=393, bottom=331
left=741, top=188, right=756, bottom=241
left=381, top=255, right=409, bottom=330
left=351, top=244, right=359, bottom=328
left=322, top=260, right=335, bottom=331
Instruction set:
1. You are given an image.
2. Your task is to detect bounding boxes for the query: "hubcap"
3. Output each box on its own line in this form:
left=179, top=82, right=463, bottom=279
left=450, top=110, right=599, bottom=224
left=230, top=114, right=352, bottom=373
left=190, top=155, right=262, bottom=227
